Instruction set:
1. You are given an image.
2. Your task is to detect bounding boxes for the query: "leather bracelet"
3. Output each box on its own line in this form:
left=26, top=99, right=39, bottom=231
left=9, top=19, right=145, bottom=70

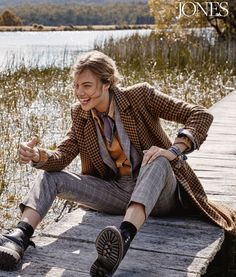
left=168, top=145, right=182, bottom=157
left=168, top=145, right=188, bottom=161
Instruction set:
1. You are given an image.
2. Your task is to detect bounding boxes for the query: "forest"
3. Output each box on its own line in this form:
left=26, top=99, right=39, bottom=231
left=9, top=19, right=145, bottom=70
left=0, top=0, right=147, bottom=7
left=0, top=2, right=153, bottom=26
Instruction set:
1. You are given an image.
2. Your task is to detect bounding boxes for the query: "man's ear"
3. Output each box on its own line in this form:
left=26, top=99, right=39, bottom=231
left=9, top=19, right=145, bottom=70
left=103, top=82, right=110, bottom=91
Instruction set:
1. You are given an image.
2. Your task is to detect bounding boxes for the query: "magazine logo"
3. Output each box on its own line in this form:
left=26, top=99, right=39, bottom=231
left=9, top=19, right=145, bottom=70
left=178, top=2, right=229, bottom=18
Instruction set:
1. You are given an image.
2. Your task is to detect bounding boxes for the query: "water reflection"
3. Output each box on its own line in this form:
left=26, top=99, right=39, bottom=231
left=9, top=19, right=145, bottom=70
left=0, top=29, right=151, bottom=70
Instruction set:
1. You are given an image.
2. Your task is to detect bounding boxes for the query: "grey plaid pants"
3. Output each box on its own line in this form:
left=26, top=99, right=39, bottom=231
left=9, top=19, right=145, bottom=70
left=20, top=157, right=179, bottom=219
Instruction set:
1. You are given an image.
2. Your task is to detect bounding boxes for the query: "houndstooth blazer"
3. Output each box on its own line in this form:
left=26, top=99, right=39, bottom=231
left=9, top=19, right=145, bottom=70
left=37, top=82, right=236, bottom=235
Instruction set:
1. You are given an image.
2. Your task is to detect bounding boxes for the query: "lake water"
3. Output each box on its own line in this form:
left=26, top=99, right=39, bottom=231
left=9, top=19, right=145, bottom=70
left=0, top=29, right=151, bottom=70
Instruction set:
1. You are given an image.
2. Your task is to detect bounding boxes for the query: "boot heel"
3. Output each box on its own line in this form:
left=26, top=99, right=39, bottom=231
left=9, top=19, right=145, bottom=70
left=90, top=226, right=124, bottom=277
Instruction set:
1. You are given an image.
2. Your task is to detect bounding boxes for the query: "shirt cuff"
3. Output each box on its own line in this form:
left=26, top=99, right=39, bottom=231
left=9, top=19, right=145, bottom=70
left=175, top=128, right=198, bottom=154
left=31, top=148, right=49, bottom=168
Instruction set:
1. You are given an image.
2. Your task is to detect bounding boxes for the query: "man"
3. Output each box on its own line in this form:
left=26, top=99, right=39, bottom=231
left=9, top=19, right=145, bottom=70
left=0, top=51, right=235, bottom=276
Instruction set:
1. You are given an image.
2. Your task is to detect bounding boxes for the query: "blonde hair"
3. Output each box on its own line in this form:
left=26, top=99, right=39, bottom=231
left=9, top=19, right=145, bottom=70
left=71, top=51, right=121, bottom=88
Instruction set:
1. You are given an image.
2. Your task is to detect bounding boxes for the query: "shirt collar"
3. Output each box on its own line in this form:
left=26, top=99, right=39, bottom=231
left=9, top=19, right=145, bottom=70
left=92, top=93, right=115, bottom=121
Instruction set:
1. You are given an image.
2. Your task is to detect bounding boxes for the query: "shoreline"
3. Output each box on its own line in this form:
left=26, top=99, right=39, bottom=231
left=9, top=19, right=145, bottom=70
left=0, top=24, right=154, bottom=32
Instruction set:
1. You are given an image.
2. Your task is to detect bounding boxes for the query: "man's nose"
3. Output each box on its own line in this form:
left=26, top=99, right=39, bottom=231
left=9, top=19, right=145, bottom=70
left=76, top=86, right=84, bottom=97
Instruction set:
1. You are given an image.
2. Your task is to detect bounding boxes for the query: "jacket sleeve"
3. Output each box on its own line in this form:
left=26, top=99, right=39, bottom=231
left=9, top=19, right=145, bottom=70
left=32, top=108, right=80, bottom=172
left=143, top=83, right=214, bottom=150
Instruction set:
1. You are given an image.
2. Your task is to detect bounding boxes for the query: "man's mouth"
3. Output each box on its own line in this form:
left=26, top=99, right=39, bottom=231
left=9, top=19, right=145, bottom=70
left=79, top=98, right=91, bottom=105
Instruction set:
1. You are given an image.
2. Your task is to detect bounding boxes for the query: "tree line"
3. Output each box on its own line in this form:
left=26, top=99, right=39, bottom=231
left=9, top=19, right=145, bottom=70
left=149, top=0, right=236, bottom=40
left=0, top=0, right=147, bottom=7
left=0, top=3, right=154, bottom=26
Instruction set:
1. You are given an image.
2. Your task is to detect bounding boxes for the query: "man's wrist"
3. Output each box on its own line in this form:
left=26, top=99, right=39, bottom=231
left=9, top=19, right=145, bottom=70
left=168, top=145, right=188, bottom=161
left=173, top=142, right=189, bottom=153
left=168, top=145, right=182, bottom=157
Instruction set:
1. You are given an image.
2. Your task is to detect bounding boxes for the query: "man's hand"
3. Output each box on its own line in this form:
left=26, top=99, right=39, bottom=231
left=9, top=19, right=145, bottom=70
left=141, top=146, right=177, bottom=166
left=19, top=137, right=40, bottom=164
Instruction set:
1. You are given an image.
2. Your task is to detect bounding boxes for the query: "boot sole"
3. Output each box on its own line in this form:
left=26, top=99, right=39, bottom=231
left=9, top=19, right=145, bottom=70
left=0, top=245, right=21, bottom=271
left=90, top=226, right=123, bottom=277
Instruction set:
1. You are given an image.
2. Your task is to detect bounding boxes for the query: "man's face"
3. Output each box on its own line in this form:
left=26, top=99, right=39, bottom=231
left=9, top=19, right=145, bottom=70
left=74, top=69, right=110, bottom=112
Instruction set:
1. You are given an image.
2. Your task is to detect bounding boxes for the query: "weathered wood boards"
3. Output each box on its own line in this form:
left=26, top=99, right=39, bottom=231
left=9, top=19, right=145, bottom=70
left=0, top=209, right=224, bottom=277
left=188, top=90, right=236, bottom=211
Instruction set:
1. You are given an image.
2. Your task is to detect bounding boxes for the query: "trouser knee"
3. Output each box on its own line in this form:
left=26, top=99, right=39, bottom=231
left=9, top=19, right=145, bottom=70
left=149, top=156, right=172, bottom=172
left=20, top=171, right=60, bottom=219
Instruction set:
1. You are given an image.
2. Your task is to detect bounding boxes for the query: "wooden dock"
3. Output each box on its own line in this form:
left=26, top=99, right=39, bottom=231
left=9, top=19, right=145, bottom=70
left=1, top=90, right=236, bottom=277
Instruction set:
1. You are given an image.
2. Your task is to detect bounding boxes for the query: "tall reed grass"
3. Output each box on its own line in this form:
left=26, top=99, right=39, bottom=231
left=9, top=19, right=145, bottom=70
left=0, top=66, right=77, bottom=231
left=96, top=31, right=235, bottom=107
left=0, top=30, right=235, bottom=231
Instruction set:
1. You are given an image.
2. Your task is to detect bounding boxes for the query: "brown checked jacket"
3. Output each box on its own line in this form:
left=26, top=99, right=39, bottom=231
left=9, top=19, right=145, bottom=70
left=36, top=82, right=236, bottom=235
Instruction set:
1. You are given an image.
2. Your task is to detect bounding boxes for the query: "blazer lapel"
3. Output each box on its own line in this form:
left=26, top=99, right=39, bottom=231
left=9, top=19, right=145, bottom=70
left=113, top=87, right=142, bottom=154
left=115, top=104, right=131, bottom=163
left=120, top=112, right=142, bottom=154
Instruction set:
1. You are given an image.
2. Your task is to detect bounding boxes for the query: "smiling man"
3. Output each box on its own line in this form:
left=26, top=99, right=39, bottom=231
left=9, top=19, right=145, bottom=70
left=0, top=51, right=236, bottom=276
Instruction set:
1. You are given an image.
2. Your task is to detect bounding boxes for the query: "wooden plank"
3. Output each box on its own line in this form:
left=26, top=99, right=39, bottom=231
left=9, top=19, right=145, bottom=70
left=0, top=209, right=221, bottom=276
left=198, top=178, right=236, bottom=185
left=0, top=257, right=198, bottom=277
left=4, top=225, right=219, bottom=276
left=190, top=152, right=236, bottom=159
left=197, top=146, right=236, bottom=155
left=0, top=228, right=206, bottom=276
left=41, top=209, right=221, bottom=235
left=36, top=208, right=223, bottom=276
left=202, top=184, right=236, bottom=196
left=188, top=157, right=236, bottom=169
left=203, top=137, right=236, bottom=144
left=0, top=265, right=90, bottom=277
left=192, top=165, right=236, bottom=173
left=188, top=91, right=236, bottom=212
left=28, top=237, right=207, bottom=274
left=40, top=210, right=223, bottom=259
left=0, top=266, right=196, bottom=277
left=194, top=171, right=236, bottom=180
left=206, top=125, right=236, bottom=133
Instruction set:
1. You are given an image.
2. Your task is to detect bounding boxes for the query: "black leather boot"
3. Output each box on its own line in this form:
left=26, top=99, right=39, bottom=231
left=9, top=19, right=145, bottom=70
left=90, top=226, right=132, bottom=277
left=0, top=223, right=35, bottom=271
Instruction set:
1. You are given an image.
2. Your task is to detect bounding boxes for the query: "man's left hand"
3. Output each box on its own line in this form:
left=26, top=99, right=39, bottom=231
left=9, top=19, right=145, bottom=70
left=141, top=146, right=176, bottom=166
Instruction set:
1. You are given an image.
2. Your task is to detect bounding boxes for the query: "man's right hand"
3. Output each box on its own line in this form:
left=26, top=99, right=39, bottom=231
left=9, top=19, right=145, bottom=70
left=19, top=137, right=40, bottom=164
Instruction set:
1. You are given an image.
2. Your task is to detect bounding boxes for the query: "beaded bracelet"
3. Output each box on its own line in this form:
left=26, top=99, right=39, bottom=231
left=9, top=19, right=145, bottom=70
left=168, top=145, right=188, bottom=161
left=168, top=145, right=182, bottom=157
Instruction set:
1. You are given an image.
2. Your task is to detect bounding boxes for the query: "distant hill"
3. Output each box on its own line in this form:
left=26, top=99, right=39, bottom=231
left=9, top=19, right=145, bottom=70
left=0, top=0, right=153, bottom=27
left=0, top=0, right=147, bottom=8
left=0, top=1, right=153, bottom=26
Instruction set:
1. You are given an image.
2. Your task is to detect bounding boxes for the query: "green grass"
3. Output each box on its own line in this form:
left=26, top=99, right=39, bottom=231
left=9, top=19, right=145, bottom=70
left=0, top=30, right=235, bottom=231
